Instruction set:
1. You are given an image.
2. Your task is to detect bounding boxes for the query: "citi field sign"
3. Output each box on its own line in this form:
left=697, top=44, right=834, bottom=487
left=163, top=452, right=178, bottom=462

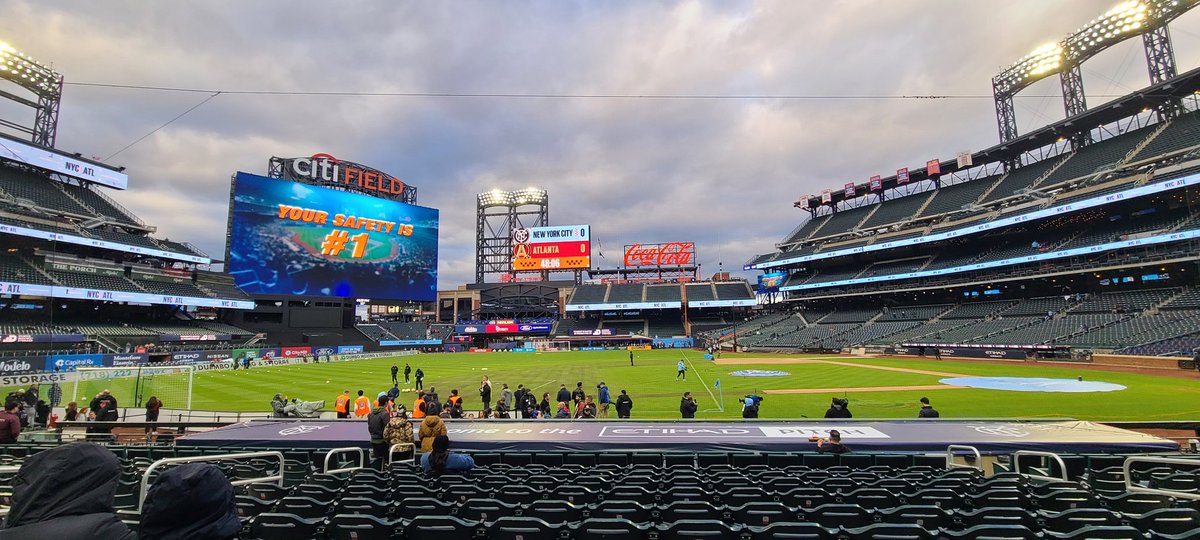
left=270, top=154, right=415, bottom=201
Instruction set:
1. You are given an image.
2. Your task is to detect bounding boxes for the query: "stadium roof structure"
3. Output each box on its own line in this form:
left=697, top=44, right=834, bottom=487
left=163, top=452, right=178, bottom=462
left=796, top=63, right=1200, bottom=211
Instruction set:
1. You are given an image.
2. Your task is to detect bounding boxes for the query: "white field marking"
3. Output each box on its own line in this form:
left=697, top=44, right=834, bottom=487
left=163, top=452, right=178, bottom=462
left=528, top=380, right=556, bottom=392
left=682, top=351, right=720, bottom=410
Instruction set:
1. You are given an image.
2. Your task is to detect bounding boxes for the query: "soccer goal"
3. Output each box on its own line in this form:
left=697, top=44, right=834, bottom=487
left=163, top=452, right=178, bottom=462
left=530, top=340, right=571, bottom=352
left=72, top=365, right=194, bottom=412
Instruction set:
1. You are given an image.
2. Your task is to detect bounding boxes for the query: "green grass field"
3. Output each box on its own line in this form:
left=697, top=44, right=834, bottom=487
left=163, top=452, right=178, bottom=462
left=43, top=350, right=1200, bottom=420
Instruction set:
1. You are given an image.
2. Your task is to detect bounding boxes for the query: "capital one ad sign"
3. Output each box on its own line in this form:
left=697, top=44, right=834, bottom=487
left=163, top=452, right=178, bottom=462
left=623, top=242, right=695, bottom=267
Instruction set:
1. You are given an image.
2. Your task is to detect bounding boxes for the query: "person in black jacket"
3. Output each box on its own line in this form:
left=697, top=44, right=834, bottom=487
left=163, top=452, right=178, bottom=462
left=918, top=397, right=940, bottom=418
left=367, top=397, right=391, bottom=464
left=816, top=430, right=850, bottom=454
left=139, top=463, right=240, bottom=540
left=680, top=392, right=698, bottom=419
left=571, top=382, right=586, bottom=405
left=0, top=442, right=135, bottom=539
left=391, top=364, right=399, bottom=385
left=614, top=390, right=633, bottom=419
left=556, top=384, right=571, bottom=405
left=479, top=377, right=492, bottom=413
left=824, top=397, right=852, bottom=419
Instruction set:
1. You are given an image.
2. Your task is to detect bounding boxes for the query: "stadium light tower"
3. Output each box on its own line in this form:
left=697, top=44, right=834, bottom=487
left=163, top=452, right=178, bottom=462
left=992, top=0, right=1198, bottom=144
left=0, top=41, right=63, bottom=148
left=475, top=187, right=549, bottom=283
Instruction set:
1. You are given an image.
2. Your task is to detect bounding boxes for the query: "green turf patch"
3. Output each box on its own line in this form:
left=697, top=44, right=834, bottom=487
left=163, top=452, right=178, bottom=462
left=16, top=351, right=1200, bottom=420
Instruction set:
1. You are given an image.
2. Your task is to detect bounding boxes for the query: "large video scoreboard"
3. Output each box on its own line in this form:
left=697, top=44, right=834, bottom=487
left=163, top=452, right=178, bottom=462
left=226, top=172, right=439, bottom=301
left=512, top=224, right=590, bottom=271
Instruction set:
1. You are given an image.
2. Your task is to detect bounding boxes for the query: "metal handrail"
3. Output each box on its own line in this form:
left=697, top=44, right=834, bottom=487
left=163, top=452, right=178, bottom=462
left=1013, top=450, right=1069, bottom=481
left=138, top=451, right=283, bottom=510
left=946, top=445, right=982, bottom=470
left=387, top=443, right=415, bottom=465
left=323, top=446, right=366, bottom=474
left=1123, top=456, right=1200, bottom=500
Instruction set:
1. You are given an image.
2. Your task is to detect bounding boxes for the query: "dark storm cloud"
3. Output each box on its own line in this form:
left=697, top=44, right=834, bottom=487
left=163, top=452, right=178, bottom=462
left=3, top=0, right=1196, bottom=285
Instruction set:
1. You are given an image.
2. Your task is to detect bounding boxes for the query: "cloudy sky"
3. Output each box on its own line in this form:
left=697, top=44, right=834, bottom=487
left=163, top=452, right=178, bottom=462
left=4, top=1, right=1200, bottom=288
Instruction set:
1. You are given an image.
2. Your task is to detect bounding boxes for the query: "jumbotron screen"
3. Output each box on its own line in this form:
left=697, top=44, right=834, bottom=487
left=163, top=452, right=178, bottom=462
left=227, top=172, right=439, bottom=300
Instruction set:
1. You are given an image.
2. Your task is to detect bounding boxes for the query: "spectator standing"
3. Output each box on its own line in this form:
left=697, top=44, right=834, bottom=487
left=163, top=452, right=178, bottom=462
left=391, top=364, right=399, bottom=385
left=512, top=385, right=526, bottom=418
left=629, top=350, right=634, bottom=366
left=63, top=402, right=78, bottom=422
left=479, top=377, right=492, bottom=412
left=145, top=396, right=162, bottom=423
left=383, top=410, right=414, bottom=454
left=500, top=384, right=513, bottom=411
left=421, top=435, right=475, bottom=475
left=918, top=397, right=940, bottom=418
left=418, top=414, right=447, bottom=453
left=411, top=391, right=427, bottom=420
left=597, top=382, right=611, bottom=418
left=614, top=390, right=633, bottom=419
left=139, top=463, right=240, bottom=540
left=404, top=363, right=412, bottom=383
left=0, top=400, right=20, bottom=443
left=353, top=390, right=371, bottom=418
left=555, top=384, right=571, bottom=404
left=414, top=368, right=424, bottom=390
left=571, top=382, right=585, bottom=405
left=539, top=393, right=552, bottom=417
left=680, top=392, right=698, bottom=419
left=367, top=396, right=391, bottom=463
left=0, top=443, right=135, bottom=539
left=334, top=390, right=351, bottom=419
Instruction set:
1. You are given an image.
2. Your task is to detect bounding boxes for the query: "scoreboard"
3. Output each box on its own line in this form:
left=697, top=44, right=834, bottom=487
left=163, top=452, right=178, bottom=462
left=513, top=225, right=590, bottom=271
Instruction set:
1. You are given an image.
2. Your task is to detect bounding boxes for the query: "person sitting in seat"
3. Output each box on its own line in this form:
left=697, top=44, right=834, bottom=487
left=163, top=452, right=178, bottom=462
left=420, top=435, right=475, bottom=476
left=139, top=463, right=240, bottom=540
left=0, top=443, right=135, bottom=539
left=816, top=430, right=850, bottom=454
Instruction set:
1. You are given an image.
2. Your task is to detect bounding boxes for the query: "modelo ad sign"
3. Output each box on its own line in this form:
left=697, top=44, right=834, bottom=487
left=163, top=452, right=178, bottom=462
left=624, top=242, right=695, bottom=267
left=0, top=358, right=41, bottom=375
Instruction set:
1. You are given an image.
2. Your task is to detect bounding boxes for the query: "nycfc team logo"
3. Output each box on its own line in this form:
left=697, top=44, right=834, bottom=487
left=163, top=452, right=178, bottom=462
left=279, top=425, right=327, bottom=436
left=512, top=228, right=530, bottom=244
left=969, top=425, right=1029, bottom=437
left=730, top=370, right=791, bottom=377
left=315, top=348, right=335, bottom=356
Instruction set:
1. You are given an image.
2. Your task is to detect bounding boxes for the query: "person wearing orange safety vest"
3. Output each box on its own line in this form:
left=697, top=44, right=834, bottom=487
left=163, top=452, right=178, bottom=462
left=412, top=391, right=427, bottom=420
left=353, top=390, right=370, bottom=418
left=334, top=390, right=351, bottom=419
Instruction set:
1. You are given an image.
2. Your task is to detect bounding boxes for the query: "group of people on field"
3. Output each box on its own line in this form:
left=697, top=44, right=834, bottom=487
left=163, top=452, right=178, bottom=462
left=479, top=376, right=634, bottom=420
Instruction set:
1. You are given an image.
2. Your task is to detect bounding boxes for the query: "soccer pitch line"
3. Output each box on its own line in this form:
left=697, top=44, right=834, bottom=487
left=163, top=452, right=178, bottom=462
left=681, top=351, right=721, bottom=412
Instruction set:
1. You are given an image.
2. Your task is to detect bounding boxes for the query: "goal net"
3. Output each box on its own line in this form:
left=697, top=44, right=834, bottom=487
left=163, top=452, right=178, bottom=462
left=72, top=365, right=194, bottom=416
left=529, top=340, right=571, bottom=352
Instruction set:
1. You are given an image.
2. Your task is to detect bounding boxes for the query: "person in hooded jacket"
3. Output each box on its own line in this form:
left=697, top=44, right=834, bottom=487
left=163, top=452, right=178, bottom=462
left=0, top=442, right=135, bottom=539
left=418, top=414, right=447, bottom=453
left=138, top=463, right=240, bottom=540
left=680, top=392, right=698, bottom=419
left=367, top=396, right=391, bottom=463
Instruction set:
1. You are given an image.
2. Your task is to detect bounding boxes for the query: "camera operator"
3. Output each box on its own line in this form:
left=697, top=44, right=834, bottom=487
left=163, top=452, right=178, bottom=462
left=824, top=397, right=852, bottom=419
left=816, top=430, right=849, bottom=454
left=680, top=392, right=698, bottom=419
left=742, top=394, right=763, bottom=419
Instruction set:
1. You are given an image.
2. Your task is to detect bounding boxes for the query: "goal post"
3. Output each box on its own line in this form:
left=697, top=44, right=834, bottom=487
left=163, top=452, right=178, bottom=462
left=528, top=340, right=571, bottom=352
left=72, top=365, right=194, bottom=415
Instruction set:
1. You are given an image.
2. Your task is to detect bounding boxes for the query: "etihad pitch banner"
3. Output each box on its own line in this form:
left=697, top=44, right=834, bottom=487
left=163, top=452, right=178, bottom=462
left=512, top=225, right=590, bottom=271
left=227, top=172, right=439, bottom=301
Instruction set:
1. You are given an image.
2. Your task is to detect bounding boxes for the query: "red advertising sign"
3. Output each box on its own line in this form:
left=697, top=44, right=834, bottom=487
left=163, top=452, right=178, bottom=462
left=843, top=182, right=856, bottom=198
left=869, top=175, right=882, bottom=191
left=821, top=190, right=832, bottom=204
left=623, top=242, right=695, bottom=267
left=282, top=346, right=312, bottom=358
left=926, top=159, right=941, bottom=176
left=486, top=324, right=517, bottom=333
left=897, top=167, right=910, bottom=184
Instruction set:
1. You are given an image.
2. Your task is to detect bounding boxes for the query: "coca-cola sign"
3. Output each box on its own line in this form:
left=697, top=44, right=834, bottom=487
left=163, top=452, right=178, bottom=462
left=623, top=242, right=695, bottom=267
